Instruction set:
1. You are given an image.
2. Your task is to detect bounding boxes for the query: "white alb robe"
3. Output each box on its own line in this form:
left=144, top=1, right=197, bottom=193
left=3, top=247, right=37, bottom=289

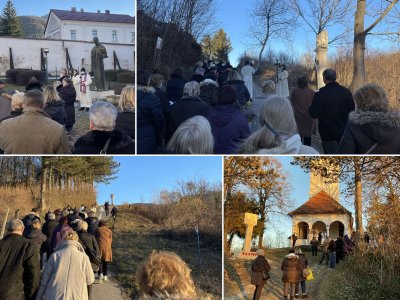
left=241, top=65, right=256, bottom=98
left=276, top=70, right=289, bottom=98
left=78, top=74, right=92, bottom=108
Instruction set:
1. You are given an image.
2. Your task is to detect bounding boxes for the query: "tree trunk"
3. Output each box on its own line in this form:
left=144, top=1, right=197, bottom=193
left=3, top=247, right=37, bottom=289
left=258, top=197, right=266, bottom=249
left=40, top=164, right=48, bottom=211
left=350, top=0, right=367, bottom=92
left=354, top=163, right=363, bottom=237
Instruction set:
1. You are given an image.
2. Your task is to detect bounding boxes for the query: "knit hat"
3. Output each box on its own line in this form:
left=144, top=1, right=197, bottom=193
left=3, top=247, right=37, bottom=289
left=217, top=85, right=237, bottom=105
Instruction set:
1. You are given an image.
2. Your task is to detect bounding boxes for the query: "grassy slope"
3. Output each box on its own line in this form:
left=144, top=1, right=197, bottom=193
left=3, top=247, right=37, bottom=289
left=111, top=206, right=222, bottom=299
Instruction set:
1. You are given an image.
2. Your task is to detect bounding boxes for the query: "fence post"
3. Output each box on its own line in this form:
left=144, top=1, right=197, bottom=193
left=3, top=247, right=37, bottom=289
left=0, top=208, right=10, bottom=240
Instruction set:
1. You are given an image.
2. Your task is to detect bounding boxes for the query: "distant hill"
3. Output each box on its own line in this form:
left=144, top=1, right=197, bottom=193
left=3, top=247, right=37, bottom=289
left=18, top=15, right=47, bottom=38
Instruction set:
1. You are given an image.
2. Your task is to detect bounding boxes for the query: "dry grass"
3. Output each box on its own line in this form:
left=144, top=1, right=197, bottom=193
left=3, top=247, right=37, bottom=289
left=111, top=205, right=222, bottom=299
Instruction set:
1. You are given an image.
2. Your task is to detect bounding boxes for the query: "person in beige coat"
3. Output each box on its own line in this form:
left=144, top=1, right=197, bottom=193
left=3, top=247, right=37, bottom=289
left=0, top=89, right=70, bottom=154
left=94, top=220, right=112, bottom=281
left=36, top=231, right=94, bottom=300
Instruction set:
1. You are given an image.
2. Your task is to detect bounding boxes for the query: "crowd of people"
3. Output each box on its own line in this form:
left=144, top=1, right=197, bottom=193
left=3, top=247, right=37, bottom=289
left=138, top=61, right=399, bottom=154
left=0, top=69, right=135, bottom=154
left=0, top=204, right=113, bottom=300
left=251, top=231, right=378, bottom=300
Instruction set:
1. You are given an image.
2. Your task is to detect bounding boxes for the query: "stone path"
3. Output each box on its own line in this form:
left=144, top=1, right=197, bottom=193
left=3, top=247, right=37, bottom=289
left=92, top=274, right=127, bottom=300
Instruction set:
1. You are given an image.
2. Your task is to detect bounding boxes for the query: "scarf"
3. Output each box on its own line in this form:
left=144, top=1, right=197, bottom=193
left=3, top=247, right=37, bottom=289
left=80, top=74, right=87, bottom=93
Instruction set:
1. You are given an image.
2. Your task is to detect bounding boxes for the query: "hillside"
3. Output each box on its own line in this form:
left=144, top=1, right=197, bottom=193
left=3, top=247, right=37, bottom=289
left=18, top=16, right=46, bottom=38
left=112, top=205, right=222, bottom=299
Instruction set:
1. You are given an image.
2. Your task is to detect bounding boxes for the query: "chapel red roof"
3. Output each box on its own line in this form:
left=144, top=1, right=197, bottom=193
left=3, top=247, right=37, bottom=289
left=288, top=190, right=351, bottom=216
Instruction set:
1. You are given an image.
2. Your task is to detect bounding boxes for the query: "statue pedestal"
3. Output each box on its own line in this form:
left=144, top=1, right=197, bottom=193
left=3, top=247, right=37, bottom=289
left=237, top=251, right=258, bottom=260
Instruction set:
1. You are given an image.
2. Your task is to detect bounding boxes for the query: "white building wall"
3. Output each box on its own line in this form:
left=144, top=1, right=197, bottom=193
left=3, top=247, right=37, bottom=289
left=0, top=37, right=134, bottom=75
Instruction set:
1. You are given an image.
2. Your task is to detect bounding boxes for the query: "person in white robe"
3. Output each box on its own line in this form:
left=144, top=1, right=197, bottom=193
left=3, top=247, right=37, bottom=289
left=77, top=68, right=92, bottom=112
left=72, top=69, right=80, bottom=101
left=241, top=61, right=256, bottom=98
left=276, top=65, right=289, bottom=98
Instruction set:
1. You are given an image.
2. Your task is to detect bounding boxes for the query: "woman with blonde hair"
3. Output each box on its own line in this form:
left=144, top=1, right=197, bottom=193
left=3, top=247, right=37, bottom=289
left=36, top=230, right=94, bottom=300
left=239, top=96, right=318, bottom=154
left=0, top=92, right=24, bottom=122
left=136, top=251, right=197, bottom=299
left=43, top=85, right=66, bottom=125
left=115, top=85, right=135, bottom=139
left=337, top=83, right=400, bottom=154
left=166, top=115, right=214, bottom=154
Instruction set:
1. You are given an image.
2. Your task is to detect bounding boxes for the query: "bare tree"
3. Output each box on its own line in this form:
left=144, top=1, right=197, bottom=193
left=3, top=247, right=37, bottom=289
left=350, top=0, right=399, bottom=91
left=248, top=0, right=297, bottom=69
left=291, top=0, right=353, bottom=44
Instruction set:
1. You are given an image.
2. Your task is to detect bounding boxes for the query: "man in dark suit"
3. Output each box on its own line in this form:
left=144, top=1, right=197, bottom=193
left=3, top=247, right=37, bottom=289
left=309, top=69, right=355, bottom=154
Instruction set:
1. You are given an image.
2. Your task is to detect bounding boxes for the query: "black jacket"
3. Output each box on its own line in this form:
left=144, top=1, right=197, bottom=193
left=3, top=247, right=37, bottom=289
left=25, top=82, right=43, bottom=92
left=24, top=227, right=46, bottom=255
left=42, top=219, right=58, bottom=252
left=44, top=99, right=67, bottom=125
left=137, top=87, right=165, bottom=154
left=168, top=96, right=209, bottom=140
left=111, top=206, right=118, bottom=217
left=85, top=217, right=99, bottom=234
left=78, top=230, right=100, bottom=271
left=73, top=129, right=135, bottom=154
left=0, top=233, right=40, bottom=300
left=309, top=82, right=354, bottom=141
left=199, top=79, right=219, bottom=106
left=58, top=85, right=77, bottom=127
left=337, top=110, right=400, bottom=154
left=115, top=111, right=135, bottom=139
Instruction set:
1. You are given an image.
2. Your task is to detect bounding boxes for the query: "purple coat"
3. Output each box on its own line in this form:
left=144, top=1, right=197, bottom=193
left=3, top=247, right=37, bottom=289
left=208, top=104, right=250, bottom=154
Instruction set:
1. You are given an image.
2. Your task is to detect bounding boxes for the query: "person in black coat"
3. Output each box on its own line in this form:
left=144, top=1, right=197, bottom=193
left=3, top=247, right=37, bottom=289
left=58, top=77, right=76, bottom=132
left=0, top=219, right=40, bottom=300
left=251, top=249, right=271, bottom=300
left=105, top=202, right=110, bottom=216
left=337, top=83, right=400, bottom=154
left=115, top=85, right=135, bottom=139
left=224, top=70, right=250, bottom=107
left=111, top=206, right=118, bottom=220
left=78, top=221, right=100, bottom=272
left=309, top=69, right=354, bottom=154
left=42, top=212, right=58, bottom=261
left=25, top=77, right=43, bottom=92
left=43, top=85, right=66, bottom=125
left=73, top=101, right=135, bottom=154
left=166, top=68, right=187, bottom=103
left=168, top=81, right=209, bottom=141
left=335, top=236, right=344, bottom=263
left=137, top=71, right=166, bottom=154
left=56, top=69, right=69, bottom=91
left=149, top=74, right=170, bottom=141
left=24, top=219, right=47, bottom=269
left=85, top=211, right=99, bottom=234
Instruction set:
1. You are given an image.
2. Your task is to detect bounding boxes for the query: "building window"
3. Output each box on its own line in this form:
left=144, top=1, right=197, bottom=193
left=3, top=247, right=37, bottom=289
left=92, top=29, right=97, bottom=38
left=112, top=30, right=117, bottom=42
left=70, top=30, right=77, bottom=40
left=131, top=32, right=134, bottom=42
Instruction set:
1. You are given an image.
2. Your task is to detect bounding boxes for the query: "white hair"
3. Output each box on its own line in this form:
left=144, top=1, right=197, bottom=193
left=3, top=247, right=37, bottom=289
left=7, top=219, right=24, bottom=232
left=89, top=101, right=117, bottom=131
left=183, top=81, right=200, bottom=97
left=48, top=212, right=56, bottom=220
left=77, top=220, right=88, bottom=231
left=239, top=96, right=298, bottom=153
left=167, top=116, right=214, bottom=154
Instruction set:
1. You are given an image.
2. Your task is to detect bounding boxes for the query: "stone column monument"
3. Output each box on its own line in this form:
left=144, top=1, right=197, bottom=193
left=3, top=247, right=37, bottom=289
left=238, top=212, right=258, bottom=259
left=315, top=30, right=329, bottom=89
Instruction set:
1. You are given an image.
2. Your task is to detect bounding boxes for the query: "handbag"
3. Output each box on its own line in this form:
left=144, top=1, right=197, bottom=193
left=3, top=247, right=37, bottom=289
left=262, top=271, right=270, bottom=280
left=80, top=237, right=101, bottom=267
left=306, top=268, right=314, bottom=281
left=302, top=267, right=311, bottom=277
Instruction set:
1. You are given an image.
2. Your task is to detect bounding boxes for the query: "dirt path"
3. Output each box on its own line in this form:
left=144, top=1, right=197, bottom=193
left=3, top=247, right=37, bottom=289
left=92, top=274, right=127, bottom=300
left=225, top=248, right=330, bottom=300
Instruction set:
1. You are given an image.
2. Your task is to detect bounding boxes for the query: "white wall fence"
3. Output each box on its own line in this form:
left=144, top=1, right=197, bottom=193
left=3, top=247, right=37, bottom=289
left=0, top=37, right=134, bottom=76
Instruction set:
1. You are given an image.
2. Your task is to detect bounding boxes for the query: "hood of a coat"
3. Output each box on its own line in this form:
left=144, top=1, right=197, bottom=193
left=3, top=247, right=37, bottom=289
left=285, top=253, right=299, bottom=260
left=348, top=111, right=400, bottom=144
left=257, top=134, right=303, bottom=154
left=54, top=240, right=86, bottom=253
left=199, top=78, right=219, bottom=88
left=208, top=104, right=242, bottom=128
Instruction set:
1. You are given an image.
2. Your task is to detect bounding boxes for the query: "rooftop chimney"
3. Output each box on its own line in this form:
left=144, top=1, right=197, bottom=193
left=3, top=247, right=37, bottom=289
left=80, top=8, right=84, bottom=12
left=71, top=7, right=76, bottom=12
left=105, top=10, right=110, bottom=15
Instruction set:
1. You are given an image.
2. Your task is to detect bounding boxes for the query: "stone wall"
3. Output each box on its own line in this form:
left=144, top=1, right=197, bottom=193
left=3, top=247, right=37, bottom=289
left=0, top=37, right=134, bottom=76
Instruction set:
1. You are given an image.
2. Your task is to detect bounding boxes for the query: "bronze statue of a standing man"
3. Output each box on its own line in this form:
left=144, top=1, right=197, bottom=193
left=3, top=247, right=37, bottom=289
left=91, top=37, right=108, bottom=90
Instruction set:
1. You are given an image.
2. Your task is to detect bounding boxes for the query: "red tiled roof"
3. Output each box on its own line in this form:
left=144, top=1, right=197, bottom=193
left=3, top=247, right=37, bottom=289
left=288, top=190, right=351, bottom=216
left=51, top=9, right=134, bottom=24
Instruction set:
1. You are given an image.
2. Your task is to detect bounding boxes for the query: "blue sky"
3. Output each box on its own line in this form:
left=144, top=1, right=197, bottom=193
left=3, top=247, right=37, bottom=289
left=214, top=0, right=399, bottom=65
left=95, top=156, right=222, bottom=205
left=9, top=0, right=135, bottom=16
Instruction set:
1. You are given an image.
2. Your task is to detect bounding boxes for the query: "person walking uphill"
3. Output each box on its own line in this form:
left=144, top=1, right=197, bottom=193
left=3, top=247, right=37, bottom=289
left=281, top=248, right=301, bottom=300
left=309, top=69, right=354, bottom=154
left=94, top=220, right=113, bottom=281
left=0, top=219, right=41, bottom=300
left=251, top=249, right=271, bottom=300
left=310, top=236, right=318, bottom=256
